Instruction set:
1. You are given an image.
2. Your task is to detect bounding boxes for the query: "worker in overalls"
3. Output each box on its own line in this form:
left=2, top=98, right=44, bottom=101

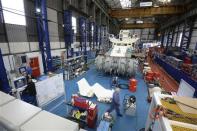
left=107, top=87, right=122, bottom=117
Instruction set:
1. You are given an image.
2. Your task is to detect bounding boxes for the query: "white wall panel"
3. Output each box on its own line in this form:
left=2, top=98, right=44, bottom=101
left=50, top=42, right=61, bottom=49
left=48, top=22, right=59, bottom=37
left=30, top=42, right=39, bottom=51
left=47, top=7, right=60, bottom=52
left=9, top=42, right=29, bottom=53
left=0, top=43, right=9, bottom=54
left=47, top=8, right=57, bottom=22
left=51, top=49, right=66, bottom=56
left=3, top=56, right=11, bottom=71
left=60, top=42, right=65, bottom=48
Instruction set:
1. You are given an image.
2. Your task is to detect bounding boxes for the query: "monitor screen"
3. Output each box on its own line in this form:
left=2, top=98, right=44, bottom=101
left=19, top=66, right=26, bottom=74
left=14, top=77, right=27, bottom=88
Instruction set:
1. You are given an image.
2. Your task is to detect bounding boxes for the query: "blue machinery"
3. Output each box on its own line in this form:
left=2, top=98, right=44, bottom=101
left=35, top=0, right=52, bottom=73
left=63, top=10, right=73, bottom=58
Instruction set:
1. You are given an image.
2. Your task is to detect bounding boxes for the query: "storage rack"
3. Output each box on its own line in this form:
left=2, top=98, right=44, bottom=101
left=64, top=55, right=85, bottom=80
left=52, top=56, right=62, bottom=71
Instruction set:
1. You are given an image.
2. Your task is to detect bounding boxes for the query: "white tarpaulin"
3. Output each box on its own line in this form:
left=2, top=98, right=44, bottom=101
left=92, top=83, right=114, bottom=102
left=77, top=78, right=114, bottom=102
left=77, top=78, right=94, bottom=97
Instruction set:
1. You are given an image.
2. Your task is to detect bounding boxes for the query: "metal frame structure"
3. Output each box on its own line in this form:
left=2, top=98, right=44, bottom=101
left=63, top=10, right=73, bottom=58
left=161, top=16, right=196, bottom=51
left=0, top=49, right=11, bottom=93
left=35, top=0, right=52, bottom=73
left=79, top=17, right=87, bottom=63
left=180, top=18, right=195, bottom=50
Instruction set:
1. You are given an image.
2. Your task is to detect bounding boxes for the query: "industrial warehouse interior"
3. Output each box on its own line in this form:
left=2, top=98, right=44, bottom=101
left=0, top=0, right=197, bottom=131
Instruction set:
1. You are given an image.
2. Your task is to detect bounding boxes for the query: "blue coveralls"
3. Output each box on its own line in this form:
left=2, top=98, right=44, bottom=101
left=107, top=91, right=121, bottom=115
left=26, top=66, right=33, bottom=76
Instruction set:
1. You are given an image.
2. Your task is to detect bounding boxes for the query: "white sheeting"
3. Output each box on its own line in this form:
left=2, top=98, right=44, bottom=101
left=77, top=78, right=94, bottom=97
left=77, top=78, right=114, bottom=102
left=92, top=83, right=114, bottom=102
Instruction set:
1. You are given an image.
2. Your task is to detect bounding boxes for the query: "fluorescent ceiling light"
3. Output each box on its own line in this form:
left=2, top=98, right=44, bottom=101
left=136, top=20, right=143, bottom=24
left=36, top=8, right=41, bottom=13
left=158, top=0, right=171, bottom=3
left=120, top=0, right=131, bottom=8
left=140, top=2, right=153, bottom=7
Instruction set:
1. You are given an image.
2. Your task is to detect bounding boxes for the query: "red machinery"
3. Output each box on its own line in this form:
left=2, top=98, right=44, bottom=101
left=71, top=95, right=98, bottom=128
left=145, top=71, right=160, bottom=83
left=129, top=79, right=137, bottom=92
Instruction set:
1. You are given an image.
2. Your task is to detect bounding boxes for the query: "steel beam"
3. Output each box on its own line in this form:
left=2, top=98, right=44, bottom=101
left=35, top=0, right=52, bottom=73
left=120, top=23, right=158, bottom=29
left=109, top=5, right=185, bottom=18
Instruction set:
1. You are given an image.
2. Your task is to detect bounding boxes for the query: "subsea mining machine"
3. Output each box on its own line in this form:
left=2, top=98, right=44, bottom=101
left=95, top=30, right=140, bottom=77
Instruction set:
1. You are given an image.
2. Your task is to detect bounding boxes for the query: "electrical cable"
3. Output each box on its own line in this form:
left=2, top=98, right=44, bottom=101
left=118, top=83, right=129, bottom=89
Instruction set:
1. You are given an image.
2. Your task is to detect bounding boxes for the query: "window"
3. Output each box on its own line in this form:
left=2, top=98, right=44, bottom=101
left=177, top=32, right=183, bottom=47
left=1, top=0, right=26, bottom=25
left=72, top=16, right=77, bottom=34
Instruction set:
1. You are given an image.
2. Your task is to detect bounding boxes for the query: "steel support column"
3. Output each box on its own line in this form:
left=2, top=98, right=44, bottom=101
left=166, top=29, right=171, bottom=50
left=95, top=25, right=99, bottom=49
left=161, top=32, right=165, bottom=47
left=86, top=20, right=90, bottom=52
left=99, top=25, right=102, bottom=50
left=89, top=22, right=93, bottom=51
left=0, top=49, right=11, bottom=93
left=63, top=10, right=73, bottom=58
left=79, top=17, right=87, bottom=63
left=35, top=0, right=52, bottom=73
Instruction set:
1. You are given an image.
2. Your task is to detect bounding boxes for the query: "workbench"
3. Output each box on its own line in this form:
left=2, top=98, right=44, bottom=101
left=155, top=57, right=197, bottom=97
left=145, top=93, right=197, bottom=131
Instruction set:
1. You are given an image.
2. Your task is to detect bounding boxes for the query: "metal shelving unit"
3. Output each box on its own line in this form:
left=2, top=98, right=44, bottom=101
left=64, top=55, right=85, bottom=80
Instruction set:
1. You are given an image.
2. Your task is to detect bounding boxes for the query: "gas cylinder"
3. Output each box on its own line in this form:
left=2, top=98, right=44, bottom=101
left=129, top=79, right=137, bottom=92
